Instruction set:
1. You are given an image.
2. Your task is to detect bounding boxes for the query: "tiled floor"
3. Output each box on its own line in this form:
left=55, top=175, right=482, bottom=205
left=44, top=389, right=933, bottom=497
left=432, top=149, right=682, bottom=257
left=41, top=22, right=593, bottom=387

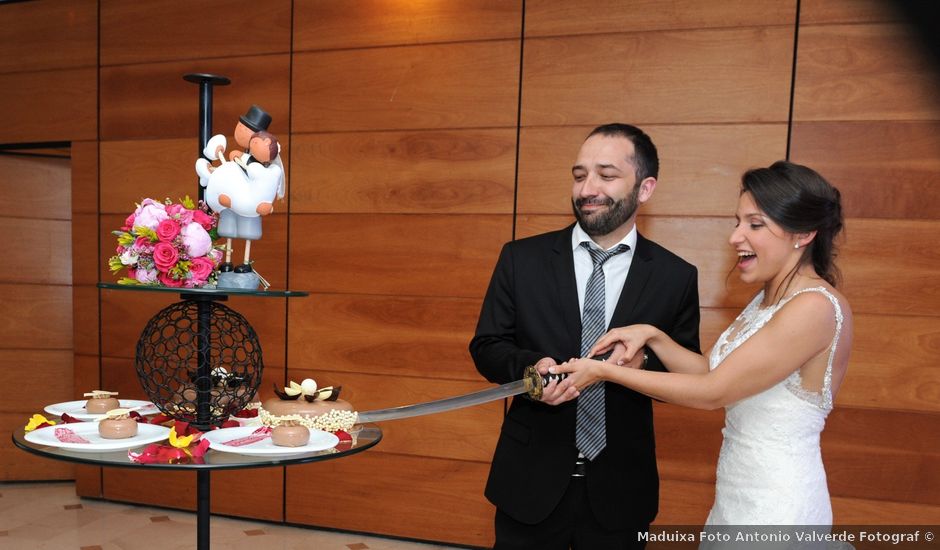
left=0, top=481, right=470, bottom=550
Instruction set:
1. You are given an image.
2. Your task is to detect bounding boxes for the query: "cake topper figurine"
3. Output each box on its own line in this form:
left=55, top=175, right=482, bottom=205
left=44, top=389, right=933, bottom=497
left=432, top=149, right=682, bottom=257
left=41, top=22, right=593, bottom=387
left=195, top=104, right=285, bottom=289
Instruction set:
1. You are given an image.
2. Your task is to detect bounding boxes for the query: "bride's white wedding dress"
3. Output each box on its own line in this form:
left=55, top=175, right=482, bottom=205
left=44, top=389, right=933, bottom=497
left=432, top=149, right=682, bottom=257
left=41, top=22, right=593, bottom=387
left=705, top=287, right=845, bottom=525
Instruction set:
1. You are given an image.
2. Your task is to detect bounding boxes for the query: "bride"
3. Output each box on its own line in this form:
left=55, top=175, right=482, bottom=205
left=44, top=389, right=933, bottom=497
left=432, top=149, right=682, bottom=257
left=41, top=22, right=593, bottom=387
left=547, top=160, right=853, bottom=525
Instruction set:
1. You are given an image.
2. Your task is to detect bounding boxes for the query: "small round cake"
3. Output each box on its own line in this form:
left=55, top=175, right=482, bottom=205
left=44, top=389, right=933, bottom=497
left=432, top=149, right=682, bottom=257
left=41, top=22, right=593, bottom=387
left=271, top=421, right=310, bottom=447
left=260, top=378, right=357, bottom=432
left=84, top=390, right=120, bottom=414
left=98, top=409, right=138, bottom=439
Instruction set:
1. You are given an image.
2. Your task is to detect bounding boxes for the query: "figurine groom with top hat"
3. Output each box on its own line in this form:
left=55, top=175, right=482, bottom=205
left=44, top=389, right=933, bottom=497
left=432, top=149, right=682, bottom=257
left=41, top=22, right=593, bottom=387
left=196, top=104, right=285, bottom=288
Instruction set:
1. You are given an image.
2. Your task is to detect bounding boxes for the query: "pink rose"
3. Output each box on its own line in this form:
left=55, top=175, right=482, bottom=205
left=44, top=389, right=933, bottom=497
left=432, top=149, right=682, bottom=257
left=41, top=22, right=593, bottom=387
left=192, top=209, right=214, bottom=230
left=158, top=271, right=183, bottom=287
left=133, top=199, right=168, bottom=230
left=123, top=213, right=136, bottom=231
left=153, top=242, right=179, bottom=272
left=181, top=222, right=212, bottom=258
left=156, top=219, right=181, bottom=242
left=165, top=203, right=185, bottom=217
left=134, top=236, right=154, bottom=253
left=188, top=257, right=214, bottom=283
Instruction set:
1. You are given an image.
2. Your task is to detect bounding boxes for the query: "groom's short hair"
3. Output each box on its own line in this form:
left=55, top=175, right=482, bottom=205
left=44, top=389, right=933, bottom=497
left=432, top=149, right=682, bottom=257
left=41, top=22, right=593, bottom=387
left=585, top=123, right=659, bottom=182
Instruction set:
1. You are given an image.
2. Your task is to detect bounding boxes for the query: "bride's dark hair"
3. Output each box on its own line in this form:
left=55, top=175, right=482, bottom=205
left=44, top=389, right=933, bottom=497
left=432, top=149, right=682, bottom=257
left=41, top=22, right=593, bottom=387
left=742, top=161, right=844, bottom=288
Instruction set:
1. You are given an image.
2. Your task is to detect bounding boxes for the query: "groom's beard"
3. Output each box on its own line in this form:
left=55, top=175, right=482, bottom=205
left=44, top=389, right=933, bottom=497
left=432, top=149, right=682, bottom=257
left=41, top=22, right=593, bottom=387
left=572, top=183, right=640, bottom=237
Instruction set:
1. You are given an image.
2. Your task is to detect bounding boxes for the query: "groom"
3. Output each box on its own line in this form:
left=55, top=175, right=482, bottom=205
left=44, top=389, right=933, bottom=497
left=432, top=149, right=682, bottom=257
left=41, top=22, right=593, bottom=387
left=470, top=123, right=701, bottom=549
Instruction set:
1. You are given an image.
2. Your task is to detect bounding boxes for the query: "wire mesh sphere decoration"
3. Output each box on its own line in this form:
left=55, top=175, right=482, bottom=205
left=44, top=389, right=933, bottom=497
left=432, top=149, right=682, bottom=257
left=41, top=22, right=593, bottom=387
left=135, top=299, right=263, bottom=427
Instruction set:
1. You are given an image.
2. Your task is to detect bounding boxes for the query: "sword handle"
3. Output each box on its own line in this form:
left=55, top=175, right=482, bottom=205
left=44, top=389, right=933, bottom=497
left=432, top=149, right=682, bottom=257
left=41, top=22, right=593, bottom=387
left=523, top=365, right=569, bottom=400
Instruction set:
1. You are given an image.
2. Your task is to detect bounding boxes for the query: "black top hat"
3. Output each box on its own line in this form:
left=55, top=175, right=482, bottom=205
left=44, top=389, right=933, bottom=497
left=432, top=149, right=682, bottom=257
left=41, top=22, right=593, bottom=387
left=239, top=105, right=272, bottom=132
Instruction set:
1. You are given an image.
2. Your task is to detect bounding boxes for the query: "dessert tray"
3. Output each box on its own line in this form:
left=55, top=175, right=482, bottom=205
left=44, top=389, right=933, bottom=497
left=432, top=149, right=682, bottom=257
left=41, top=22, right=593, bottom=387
left=202, top=426, right=339, bottom=456
left=24, top=423, right=171, bottom=452
left=44, top=400, right=158, bottom=421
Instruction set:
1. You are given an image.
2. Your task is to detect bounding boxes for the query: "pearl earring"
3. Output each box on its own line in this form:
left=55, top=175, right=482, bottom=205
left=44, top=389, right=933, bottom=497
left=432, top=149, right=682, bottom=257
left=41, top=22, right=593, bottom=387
left=794, top=243, right=801, bottom=249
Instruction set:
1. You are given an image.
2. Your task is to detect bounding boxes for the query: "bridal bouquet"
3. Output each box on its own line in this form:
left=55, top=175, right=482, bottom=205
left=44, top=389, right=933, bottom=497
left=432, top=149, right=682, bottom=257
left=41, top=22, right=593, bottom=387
left=109, top=197, right=224, bottom=288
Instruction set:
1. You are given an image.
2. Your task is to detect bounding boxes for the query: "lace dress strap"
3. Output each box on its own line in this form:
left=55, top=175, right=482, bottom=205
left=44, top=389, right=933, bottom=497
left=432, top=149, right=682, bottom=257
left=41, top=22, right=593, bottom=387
left=778, top=286, right=844, bottom=410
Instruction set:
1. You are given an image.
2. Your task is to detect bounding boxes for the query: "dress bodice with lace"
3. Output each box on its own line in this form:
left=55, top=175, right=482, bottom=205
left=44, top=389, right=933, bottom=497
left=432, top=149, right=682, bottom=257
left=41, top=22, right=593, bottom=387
left=704, top=287, right=845, bottom=526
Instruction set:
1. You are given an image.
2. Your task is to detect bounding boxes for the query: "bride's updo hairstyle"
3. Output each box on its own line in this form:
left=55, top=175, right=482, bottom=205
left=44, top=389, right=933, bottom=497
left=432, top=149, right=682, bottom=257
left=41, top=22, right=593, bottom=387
left=741, top=160, right=844, bottom=287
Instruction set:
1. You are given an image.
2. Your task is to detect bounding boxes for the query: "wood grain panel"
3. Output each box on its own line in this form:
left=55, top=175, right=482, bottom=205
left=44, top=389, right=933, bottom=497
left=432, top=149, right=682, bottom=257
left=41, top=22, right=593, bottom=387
left=100, top=212, right=289, bottom=290
left=0, top=154, right=70, bottom=218
left=1, top=68, right=97, bottom=143
left=838, top=218, right=940, bottom=317
left=0, top=0, right=97, bottom=74
left=0, top=350, right=75, bottom=481
left=74, top=464, right=102, bottom=498
left=522, top=27, right=793, bottom=126
left=71, top=214, right=98, bottom=287
left=71, top=141, right=99, bottom=215
left=73, top=285, right=100, bottom=357
left=105, top=467, right=284, bottom=522
left=654, top=404, right=723, bottom=483
left=793, top=24, right=940, bottom=122
left=0, top=283, right=72, bottom=350
left=800, top=0, right=906, bottom=25
left=294, top=0, right=521, bottom=51
left=99, top=137, right=291, bottom=214
left=292, top=41, right=519, bottom=132
left=0, top=219, right=70, bottom=285
left=99, top=55, right=290, bottom=141
left=286, top=452, right=494, bottom=547
left=517, top=124, right=787, bottom=216
left=1, top=413, right=74, bottom=481
left=276, top=369, right=500, bottom=462
left=100, top=0, right=290, bottom=66
left=73, top=354, right=100, bottom=411
left=790, top=121, right=940, bottom=220
left=518, top=215, right=940, bottom=317
left=840, top=314, right=940, bottom=412
left=100, top=290, right=288, bottom=369
left=289, top=294, right=482, bottom=381
left=526, top=0, right=794, bottom=37
left=831, top=496, right=940, bottom=525
left=289, top=214, right=512, bottom=297
left=654, top=478, right=714, bottom=525
left=289, top=129, right=515, bottom=214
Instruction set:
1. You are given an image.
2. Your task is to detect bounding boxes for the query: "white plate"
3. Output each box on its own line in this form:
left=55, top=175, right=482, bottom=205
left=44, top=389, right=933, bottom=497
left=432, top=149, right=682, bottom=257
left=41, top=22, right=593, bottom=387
left=24, top=423, right=171, bottom=452
left=44, top=400, right=159, bottom=420
left=202, top=426, right=339, bottom=456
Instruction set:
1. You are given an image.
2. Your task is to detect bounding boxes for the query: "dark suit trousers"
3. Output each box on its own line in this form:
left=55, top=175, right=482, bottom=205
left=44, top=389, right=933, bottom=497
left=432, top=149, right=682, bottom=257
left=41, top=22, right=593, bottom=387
left=494, top=476, right=649, bottom=550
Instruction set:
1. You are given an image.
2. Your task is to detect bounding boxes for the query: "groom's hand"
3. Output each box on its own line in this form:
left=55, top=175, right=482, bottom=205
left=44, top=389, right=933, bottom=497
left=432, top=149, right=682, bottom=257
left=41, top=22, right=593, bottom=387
left=534, top=358, right=578, bottom=405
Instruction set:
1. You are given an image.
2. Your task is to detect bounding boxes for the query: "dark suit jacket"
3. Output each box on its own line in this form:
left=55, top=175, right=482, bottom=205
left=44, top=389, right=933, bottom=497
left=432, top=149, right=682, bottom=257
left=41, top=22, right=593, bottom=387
left=469, top=224, right=700, bottom=530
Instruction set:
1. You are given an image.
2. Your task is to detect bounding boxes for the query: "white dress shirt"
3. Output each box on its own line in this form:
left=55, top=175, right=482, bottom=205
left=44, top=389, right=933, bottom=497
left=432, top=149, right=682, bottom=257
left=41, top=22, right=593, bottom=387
left=571, top=223, right=637, bottom=332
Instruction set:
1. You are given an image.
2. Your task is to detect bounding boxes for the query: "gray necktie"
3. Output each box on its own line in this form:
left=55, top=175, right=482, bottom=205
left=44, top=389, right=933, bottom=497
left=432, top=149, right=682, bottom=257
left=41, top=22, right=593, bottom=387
left=576, top=242, right=630, bottom=461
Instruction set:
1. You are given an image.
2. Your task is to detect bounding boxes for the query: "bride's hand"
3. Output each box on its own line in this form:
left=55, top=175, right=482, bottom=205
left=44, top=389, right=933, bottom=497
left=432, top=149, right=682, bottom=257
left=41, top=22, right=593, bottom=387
left=549, top=358, right=605, bottom=393
left=589, top=325, right=656, bottom=365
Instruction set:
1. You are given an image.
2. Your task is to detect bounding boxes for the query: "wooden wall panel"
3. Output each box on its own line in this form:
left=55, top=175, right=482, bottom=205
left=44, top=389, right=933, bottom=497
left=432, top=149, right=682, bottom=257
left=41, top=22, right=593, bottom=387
left=0, top=218, right=70, bottom=285
left=0, top=350, right=74, bottom=481
left=291, top=41, right=520, bottom=133
left=70, top=141, right=99, bottom=215
left=99, top=55, right=291, bottom=141
left=517, top=124, right=788, bottom=216
left=526, top=0, right=794, bottom=37
left=287, top=452, right=494, bottom=547
left=522, top=27, right=793, bottom=126
left=289, top=294, right=482, bottom=381
left=289, top=214, right=512, bottom=298
left=790, top=121, right=940, bottom=220
left=0, top=155, right=70, bottom=217
left=0, top=283, right=72, bottom=350
left=99, top=0, right=290, bottom=66
left=800, top=0, right=906, bottom=24
left=793, top=24, right=940, bottom=122
left=1, top=68, right=97, bottom=143
left=0, top=0, right=97, bottom=74
left=294, top=0, right=521, bottom=50
left=289, top=130, right=516, bottom=214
